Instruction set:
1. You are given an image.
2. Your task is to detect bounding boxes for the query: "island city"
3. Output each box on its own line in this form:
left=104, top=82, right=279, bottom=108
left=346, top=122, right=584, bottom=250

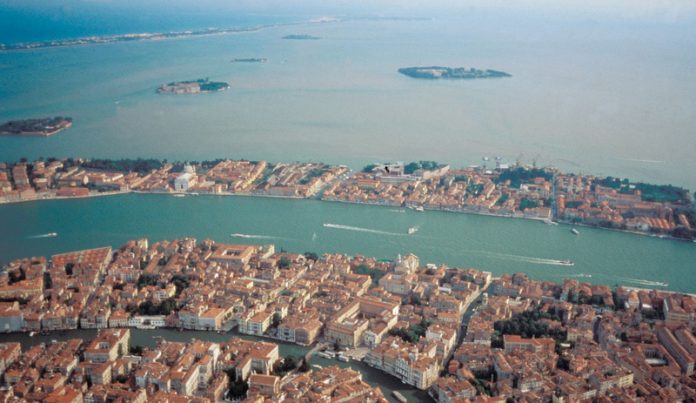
left=0, top=238, right=695, bottom=402
left=0, top=158, right=693, bottom=242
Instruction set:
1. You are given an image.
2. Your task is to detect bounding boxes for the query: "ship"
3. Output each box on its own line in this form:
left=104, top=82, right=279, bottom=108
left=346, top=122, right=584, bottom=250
left=571, top=228, right=580, bottom=235
left=408, top=227, right=418, bottom=235
left=558, top=260, right=575, bottom=266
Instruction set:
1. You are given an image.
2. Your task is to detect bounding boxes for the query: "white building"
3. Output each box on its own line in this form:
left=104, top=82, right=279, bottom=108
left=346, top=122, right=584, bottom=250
left=174, top=164, right=197, bottom=191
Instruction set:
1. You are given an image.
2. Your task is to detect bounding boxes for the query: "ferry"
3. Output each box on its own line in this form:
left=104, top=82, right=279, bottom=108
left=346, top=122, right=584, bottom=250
left=392, top=391, right=408, bottom=403
left=407, top=227, right=418, bottom=235
left=570, top=228, right=580, bottom=235
left=558, top=260, right=575, bottom=266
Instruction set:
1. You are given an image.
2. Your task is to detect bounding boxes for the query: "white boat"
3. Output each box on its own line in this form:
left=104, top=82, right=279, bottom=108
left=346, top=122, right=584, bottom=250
left=45, top=232, right=58, bottom=237
left=393, top=391, right=408, bottom=403
left=544, top=219, right=558, bottom=226
left=29, top=331, right=36, bottom=337
left=415, top=206, right=424, bottom=212
left=408, top=227, right=418, bottom=235
left=558, top=260, right=575, bottom=266
left=571, top=228, right=580, bottom=235
left=172, top=194, right=186, bottom=198
left=337, top=355, right=349, bottom=362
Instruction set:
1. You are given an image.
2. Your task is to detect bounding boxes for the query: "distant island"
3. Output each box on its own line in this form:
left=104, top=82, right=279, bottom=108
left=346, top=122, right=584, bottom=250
left=282, top=34, right=321, bottom=40
left=0, top=117, right=72, bottom=137
left=231, top=58, right=267, bottom=63
left=157, top=79, right=229, bottom=95
left=398, top=66, right=511, bottom=80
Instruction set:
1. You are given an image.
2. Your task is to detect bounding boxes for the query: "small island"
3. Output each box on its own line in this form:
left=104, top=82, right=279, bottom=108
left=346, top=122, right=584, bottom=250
left=282, top=34, right=321, bottom=40
left=398, top=66, right=511, bottom=80
left=157, top=78, right=229, bottom=95
left=0, top=117, right=72, bottom=137
left=231, top=58, right=267, bottom=63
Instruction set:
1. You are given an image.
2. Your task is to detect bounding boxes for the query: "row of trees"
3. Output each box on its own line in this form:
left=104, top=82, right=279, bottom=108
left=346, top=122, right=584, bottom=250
left=493, top=308, right=565, bottom=341
left=388, top=318, right=433, bottom=343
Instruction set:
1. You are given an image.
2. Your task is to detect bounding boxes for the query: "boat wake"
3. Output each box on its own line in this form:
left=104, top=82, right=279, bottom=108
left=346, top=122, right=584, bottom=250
left=231, top=233, right=279, bottom=240
left=27, top=232, right=58, bottom=239
left=622, top=278, right=669, bottom=287
left=621, top=158, right=665, bottom=164
left=476, top=250, right=573, bottom=266
left=322, top=223, right=404, bottom=237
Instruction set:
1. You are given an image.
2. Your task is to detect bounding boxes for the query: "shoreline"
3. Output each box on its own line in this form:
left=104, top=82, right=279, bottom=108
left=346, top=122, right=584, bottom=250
left=1, top=189, right=693, bottom=244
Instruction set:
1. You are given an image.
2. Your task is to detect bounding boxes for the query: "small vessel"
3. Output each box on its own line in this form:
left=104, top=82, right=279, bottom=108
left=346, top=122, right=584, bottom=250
left=29, top=331, right=36, bottom=337
left=45, top=232, right=58, bottom=237
left=172, top=194, right=186, bottom=198
left=544, top=219, right=558, bottom=226
left=415, top=206, right=424, bottom=212
left=408, top=227, right=418, bottom=235
left=312, top=232, right=317, bottom=241
left=393, top=391, right=408, bottom=403
left=571, top=228, right=580, bottom=235
left=337, top=355, right=349, bottom=362
left=558, top=260, right=575, bottom=266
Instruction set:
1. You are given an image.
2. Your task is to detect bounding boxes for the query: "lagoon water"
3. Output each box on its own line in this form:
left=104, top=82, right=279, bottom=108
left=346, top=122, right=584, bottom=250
left=1, top=193, right=695, bottom=293
left=0, top=11, right=695, bottom=287
left=1, top=14, right=695, bottom=189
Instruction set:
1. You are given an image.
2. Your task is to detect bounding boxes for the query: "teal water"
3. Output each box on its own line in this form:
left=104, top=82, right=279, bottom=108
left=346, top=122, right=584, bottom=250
left=1, top=17, right=695, bottom=189
left=1, top=193, right=694, bottom=292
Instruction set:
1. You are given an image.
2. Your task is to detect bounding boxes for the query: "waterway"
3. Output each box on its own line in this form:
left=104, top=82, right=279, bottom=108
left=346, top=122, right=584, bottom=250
left=1, top=14, right=695, bottom=190
left=1, top=193, right=695, bottom=293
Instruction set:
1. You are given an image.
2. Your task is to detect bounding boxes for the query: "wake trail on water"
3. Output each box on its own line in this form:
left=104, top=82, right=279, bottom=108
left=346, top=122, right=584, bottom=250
left=621, top=277, right=669, bottom=287
left=472, top=250, right=571, bottom=266
left=231, top=233, right=288, bottom=241
left=322, top=223, right=405, bottom=237
left=26, top=233, right=57, bottom=239
left=621, top=158, right=665, bottom=164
